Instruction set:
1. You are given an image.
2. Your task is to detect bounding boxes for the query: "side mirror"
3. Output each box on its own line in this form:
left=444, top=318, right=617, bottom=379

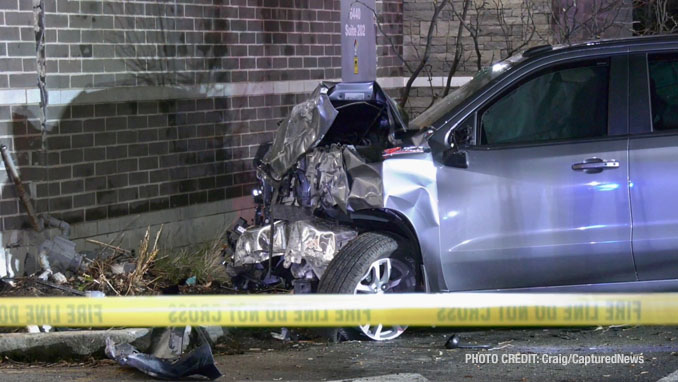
left=442, top=132, right=468, bottom=168
left=443, top=147, right=468, bottom=168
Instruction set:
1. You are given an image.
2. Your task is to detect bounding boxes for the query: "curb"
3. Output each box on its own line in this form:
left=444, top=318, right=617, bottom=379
left=330, top=373, right=429, bottom=382
left=659, top=370, right=678, bottom=382
left=0, top=328, right=151, bottom=362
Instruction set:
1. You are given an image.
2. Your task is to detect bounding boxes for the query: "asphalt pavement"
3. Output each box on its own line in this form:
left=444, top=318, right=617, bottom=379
left=2, top=326, right=678, bottom=381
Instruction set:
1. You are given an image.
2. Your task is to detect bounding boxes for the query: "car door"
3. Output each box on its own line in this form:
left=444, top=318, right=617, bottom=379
left=628, top=51, right=678, bottom=280
left=436, top=56, right=636, bottom=291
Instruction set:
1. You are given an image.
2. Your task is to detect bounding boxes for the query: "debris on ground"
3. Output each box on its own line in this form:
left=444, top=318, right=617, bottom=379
left=77, top=226, right=172, bottom=296
left=38, top=235, right=84, bottom=274
left=147, top=327, right=192, bottom=359
left=51, top=272, right=67, bottom=284
left=271, top=328, right=302, bottom=342
left=445, top=334, right=492, bottom=350
left=105, top=327, right=222, bottom=380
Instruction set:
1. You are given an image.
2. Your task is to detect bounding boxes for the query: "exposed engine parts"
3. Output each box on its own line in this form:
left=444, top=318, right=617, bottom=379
left=229, top=81, right=414, bottom=289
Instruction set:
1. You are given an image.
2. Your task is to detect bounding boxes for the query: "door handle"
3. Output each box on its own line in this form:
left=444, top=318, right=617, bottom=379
left=571, top=158, right=620, bottom=174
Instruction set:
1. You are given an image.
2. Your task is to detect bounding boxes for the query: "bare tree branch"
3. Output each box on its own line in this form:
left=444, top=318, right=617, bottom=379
left=443, top=0, right=470, bottom=97
left=399, top=0, right=450, bottom=108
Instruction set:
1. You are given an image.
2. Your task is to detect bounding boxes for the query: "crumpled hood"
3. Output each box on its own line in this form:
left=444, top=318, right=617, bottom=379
left=259, top=81, right=409, bottom=182
left=261, top=83, right=338, bottom=181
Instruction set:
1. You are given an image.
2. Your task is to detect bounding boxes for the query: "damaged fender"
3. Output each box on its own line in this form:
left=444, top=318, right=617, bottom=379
left=380, top=153, right=445, bottom=291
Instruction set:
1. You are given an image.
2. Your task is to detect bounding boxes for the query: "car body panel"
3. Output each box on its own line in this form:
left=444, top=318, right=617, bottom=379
left=381, top=153, right=447, bottom=291
left=627, top=49, right=678, bottom=281
left=629, top=134, right=678, bottom=280
left=436, top=140, right=635, bottom=291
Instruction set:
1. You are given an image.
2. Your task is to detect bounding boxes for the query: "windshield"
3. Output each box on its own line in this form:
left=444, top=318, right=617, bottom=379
left=409, top=55, right=525, bottom=130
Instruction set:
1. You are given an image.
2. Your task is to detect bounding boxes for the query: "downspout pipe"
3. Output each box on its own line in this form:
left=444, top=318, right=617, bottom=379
left=1, top=145, right=42, bottom=232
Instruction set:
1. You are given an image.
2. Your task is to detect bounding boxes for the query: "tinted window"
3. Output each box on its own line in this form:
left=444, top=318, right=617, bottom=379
left=479, top=61, right=609, bottom=145
left=649, top=54, right=678, bottom=131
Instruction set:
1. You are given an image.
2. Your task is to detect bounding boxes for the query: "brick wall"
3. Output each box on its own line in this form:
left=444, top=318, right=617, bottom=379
left=376, top=0, right=404, bottom=78
left=0, top=0, right=403, bottom=235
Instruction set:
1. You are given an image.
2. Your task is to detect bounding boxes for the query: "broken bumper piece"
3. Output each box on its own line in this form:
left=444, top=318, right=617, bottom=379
left=233, top=220, right=287, bottom=266
left=233, top=219, right=357, bottom=279
left=284, top=220, right=357, bottom=278
left=105, top=337, right=222, bottom=380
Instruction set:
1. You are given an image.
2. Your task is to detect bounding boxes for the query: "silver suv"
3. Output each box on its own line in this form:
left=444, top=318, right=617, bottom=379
left=236, top=36, right=678, bottom=341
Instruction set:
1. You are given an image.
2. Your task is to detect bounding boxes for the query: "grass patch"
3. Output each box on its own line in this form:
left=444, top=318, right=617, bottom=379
left=152, top=230, right=230, bottom=286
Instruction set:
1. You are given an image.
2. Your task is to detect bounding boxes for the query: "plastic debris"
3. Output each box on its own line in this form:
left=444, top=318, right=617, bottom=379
left=445, top=334, right=492, bottom=350
left=271, top=327, right=291, bottom=341
left=51, top=272, right=67, bottom=284
left=39, top=236, right=84, bottom=273
left=26, top=325, right=51, bottom=333
left=105, top=329, right=222, bottom=380
left=148, top=327, right=191, bottom=359
left=111, top=262, right=136, bottom=275
left=37, top=270, right=51, bottom=281
left=185, top=276, right=197, bottom=286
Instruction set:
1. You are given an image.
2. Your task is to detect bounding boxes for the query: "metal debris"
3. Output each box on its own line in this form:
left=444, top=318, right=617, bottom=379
left=260, top=83, right=339, bottom=181
left=305, top=145, right=350, bottom=212
left=233, top=221, right=287, bottom=266
left=284, top=220, right=357, bottom=278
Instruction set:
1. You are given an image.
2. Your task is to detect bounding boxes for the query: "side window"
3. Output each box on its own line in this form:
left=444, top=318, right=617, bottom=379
left=649, top=53, right=678, bottom=131
left=479, top=60, right=610, bottom=146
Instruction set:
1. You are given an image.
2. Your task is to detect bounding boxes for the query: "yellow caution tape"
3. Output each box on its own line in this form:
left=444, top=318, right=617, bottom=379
left=0, top=293, right=675, bottom=327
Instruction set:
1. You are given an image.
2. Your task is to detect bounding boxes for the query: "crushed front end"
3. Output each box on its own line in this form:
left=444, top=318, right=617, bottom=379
left=225, top=81, right=428, bottom=292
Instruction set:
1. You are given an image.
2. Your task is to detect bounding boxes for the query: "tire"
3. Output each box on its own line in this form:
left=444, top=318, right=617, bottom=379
left=318, top=232, right=419, bottom=341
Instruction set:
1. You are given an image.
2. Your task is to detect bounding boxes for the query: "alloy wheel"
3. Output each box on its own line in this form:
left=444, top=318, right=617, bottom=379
left=353, top=257, right=413, bottom=341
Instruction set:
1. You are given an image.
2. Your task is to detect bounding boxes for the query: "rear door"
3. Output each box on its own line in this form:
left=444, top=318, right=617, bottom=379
left=629, top=51, right=678, bottom=280
left=436, top=55, right=636, bottom=291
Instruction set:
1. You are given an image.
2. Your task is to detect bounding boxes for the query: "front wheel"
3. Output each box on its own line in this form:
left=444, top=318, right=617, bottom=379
left=318, top=232, right=419, bottom=341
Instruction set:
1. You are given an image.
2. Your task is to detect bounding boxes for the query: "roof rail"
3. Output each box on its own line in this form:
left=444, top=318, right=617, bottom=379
left=523, top=44, right=553, bottom=57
